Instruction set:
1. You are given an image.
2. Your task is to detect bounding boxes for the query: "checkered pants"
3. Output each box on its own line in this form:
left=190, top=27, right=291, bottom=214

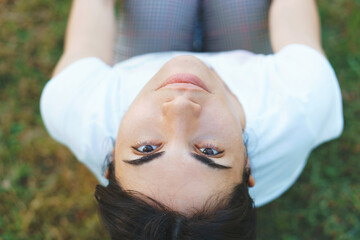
left=114, top=0, right=272, bottom=62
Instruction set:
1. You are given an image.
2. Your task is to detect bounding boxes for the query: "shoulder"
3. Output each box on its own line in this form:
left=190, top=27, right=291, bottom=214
left=40, top=57, right=115, bottom=147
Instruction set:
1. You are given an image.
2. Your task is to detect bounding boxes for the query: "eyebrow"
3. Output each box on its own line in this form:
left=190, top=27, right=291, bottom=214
left=123, top=151, right=231, bottom=170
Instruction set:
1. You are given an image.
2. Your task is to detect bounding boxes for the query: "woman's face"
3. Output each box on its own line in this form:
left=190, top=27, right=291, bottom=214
left=114, top=55, right=250, bottom=214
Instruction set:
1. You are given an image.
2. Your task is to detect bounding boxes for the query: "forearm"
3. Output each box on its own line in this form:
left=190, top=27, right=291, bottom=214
left=269, top=0, right=324, bottom=55
left=63, top=0, right=116, bottom=63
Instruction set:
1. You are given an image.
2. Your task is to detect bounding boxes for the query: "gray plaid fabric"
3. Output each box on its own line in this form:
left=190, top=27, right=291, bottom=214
left=114, top=0, right=272, bottom=63
left=202, top=0, right=272, bottom=53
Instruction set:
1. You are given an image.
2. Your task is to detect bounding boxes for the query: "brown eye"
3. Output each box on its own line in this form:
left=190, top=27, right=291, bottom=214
left=200, top=147, right=219, bottom=156
left=137, top=144, right=158, bottom=153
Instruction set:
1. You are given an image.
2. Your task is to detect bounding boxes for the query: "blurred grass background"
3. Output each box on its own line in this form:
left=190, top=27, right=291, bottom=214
left=0, top=0, right=359, bottom=239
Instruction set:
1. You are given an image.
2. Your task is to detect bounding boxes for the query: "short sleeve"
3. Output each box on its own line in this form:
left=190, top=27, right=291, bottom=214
left=40, top=58, right=120, bottom=185
left=270, top=44, right=344, bottom=147
left=238, top=44, right=344, bottom=207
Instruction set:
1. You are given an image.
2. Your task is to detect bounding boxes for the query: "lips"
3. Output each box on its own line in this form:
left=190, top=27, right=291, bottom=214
left=156, top=73, right=210, bottom=93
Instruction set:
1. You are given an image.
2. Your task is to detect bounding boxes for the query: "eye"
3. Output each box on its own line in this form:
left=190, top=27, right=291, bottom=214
left=197, top=143, right=224, bottom=157
left=199, top=147, right=219, bottom=156
left=132, top=141, right=161, bottom=154
left=136, top=144, right=158, bottom=153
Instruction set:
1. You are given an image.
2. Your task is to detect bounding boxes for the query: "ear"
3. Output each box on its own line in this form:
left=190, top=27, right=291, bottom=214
left=105, top=168, right=110, bottom=179
left=245, top=157, right=255, bottom=188
left=105, top=149, right=115, bottom=180
left=248, top=175, right=255, bottom=188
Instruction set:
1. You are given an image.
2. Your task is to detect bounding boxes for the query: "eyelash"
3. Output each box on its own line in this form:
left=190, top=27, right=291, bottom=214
left=195, top=143, right=224, bottom=155
left=132, top=141, right=162, bottom=153
left=197, top=143, right=220, bottom=150
left=134, top=141, right=159, bottom=148
left=132, top=141, right=224, bottom=156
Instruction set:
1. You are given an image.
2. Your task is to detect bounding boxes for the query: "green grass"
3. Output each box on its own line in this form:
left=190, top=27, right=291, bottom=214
left=0, top=0, right=359, bottom=239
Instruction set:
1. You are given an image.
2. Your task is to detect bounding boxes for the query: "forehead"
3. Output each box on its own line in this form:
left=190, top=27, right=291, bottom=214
left=116, top=151, right=243, bottom=213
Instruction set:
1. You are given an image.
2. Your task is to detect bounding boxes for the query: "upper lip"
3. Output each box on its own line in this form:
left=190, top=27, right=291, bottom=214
left=156, top=73, right=211, bottom=93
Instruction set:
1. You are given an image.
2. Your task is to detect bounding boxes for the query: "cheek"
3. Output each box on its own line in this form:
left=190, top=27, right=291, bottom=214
left=119, top=102, right=160, bottom=134
left=201, top=105, right=242, bottom=135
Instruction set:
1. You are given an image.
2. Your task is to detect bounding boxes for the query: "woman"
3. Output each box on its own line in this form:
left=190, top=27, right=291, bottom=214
left=40, top=0, right=343, bottom=239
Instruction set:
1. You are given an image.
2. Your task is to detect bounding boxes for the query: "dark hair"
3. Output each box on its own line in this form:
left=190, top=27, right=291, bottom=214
left=95, top=159, right=256, bottom=240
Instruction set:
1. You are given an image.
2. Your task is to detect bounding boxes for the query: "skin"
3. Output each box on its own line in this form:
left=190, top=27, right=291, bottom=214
left=113, top=55, right=254, bottom=213
left=53, top=0, right=324, bottom=213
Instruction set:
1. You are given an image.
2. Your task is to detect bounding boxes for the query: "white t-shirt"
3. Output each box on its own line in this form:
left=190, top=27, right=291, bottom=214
left=40, top=44, right=343, bottom=207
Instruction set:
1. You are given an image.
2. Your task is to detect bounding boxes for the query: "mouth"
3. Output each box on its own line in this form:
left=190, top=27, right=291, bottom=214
left=156, top=73, right=211, bottom=93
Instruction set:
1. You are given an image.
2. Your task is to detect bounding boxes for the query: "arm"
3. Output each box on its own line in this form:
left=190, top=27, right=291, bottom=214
left=53, top=0, right=116, bottom=76
left=269, top=0, right=324, bottom=55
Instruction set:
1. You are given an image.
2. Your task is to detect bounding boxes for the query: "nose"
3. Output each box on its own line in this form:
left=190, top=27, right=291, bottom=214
left=162, top=97, right=201, bottom=135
